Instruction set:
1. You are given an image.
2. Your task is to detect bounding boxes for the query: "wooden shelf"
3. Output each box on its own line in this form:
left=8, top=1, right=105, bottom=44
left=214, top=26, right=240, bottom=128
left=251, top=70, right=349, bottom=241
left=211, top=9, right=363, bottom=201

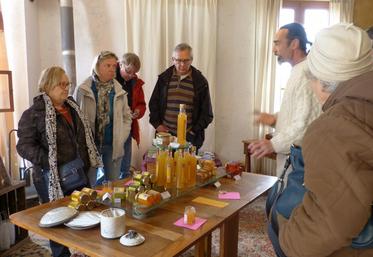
left=0, top=180, right=26, bottom=195
left=0, top=180, right=28, bottom=251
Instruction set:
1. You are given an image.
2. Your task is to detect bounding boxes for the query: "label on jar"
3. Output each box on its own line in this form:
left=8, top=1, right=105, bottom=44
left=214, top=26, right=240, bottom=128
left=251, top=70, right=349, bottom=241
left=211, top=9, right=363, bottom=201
left=138, top=193, right=150, bottom=201
left=214, top=181, right=221, bottom=188
left=161, top=191, right=171, bottom=200
left=234, top=175, right=241, bottom=181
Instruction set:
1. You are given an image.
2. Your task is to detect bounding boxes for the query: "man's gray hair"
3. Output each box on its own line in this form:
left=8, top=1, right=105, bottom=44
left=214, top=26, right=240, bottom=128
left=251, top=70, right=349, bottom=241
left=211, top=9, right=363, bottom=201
left=305, top=67, right=340, bottom=93
left=174, top=43, right=193, bottom=58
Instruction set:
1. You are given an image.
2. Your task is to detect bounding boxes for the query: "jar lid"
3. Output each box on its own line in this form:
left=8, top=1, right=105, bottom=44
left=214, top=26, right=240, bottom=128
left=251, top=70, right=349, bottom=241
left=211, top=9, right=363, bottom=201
left=156, top=132, right=171, bottom=137
left=120, top=230, right=145, bottom=246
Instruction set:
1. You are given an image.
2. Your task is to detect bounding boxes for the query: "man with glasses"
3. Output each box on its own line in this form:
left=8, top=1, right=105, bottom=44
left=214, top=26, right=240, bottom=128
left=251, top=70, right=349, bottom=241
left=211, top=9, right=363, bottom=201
left=116, top=53, right=146, bottom=178
left=149, top=43, right=213, bottom=149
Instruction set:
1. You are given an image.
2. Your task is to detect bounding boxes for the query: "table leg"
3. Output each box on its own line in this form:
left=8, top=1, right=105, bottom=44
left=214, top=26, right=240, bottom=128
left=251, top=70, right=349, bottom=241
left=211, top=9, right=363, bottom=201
left=195, top=233, right=211, bottom=257
left=245, top=152, right=251, bottom=173
left=219, top=212, right=239, bottom=257
left=243, top=141, right=251, bottom=172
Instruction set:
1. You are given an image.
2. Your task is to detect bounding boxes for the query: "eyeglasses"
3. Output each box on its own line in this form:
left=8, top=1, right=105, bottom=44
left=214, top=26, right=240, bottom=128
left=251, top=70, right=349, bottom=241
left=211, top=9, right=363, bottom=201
left=172, top=57, right=192, bottom=64
left=57, top=82, right=72, bottom=89
left=120, top=63, right=137, bottom=77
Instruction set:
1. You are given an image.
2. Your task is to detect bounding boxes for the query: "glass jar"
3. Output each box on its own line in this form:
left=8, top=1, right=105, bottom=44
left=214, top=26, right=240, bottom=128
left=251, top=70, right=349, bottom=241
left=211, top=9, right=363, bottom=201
left=184, top=206, right=196, bottom=225
left=70, top=190, right=90, bottom=204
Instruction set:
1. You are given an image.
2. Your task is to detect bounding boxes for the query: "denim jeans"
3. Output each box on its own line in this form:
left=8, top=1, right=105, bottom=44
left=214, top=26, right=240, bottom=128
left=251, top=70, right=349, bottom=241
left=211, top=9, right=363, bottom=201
left=119, top=133, right=132, bottom=179
left=32, top=170, right=71, bottom=257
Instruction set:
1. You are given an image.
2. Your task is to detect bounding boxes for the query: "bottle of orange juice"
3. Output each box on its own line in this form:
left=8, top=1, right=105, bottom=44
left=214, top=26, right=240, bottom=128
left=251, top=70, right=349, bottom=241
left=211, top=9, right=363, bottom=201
left=165, top=149, right=175, bottom=189
left=187, top=147, right=197, bottom=187
left=156, top=150, right=167, bottom=187
left=176, top=150, right=186, bottom=189
left=184, top=150, right=192, bottom=187
left=177, top=104, right=187, bottom=146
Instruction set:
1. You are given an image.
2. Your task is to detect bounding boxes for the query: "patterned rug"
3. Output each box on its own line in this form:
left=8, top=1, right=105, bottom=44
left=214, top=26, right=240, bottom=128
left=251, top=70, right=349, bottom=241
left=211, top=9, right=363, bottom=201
left=180, top=195, right=275, bottom=257
left=4, top=196, right=275, bottom=257
left=3, top=232, right=51, bottom=257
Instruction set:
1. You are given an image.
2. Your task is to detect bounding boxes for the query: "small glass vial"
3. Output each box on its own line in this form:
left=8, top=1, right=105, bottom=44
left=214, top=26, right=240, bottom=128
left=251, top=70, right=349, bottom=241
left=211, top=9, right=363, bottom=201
left=102, top=181, right=113, bottom=193
left=184, top=206, right=196, bottom=225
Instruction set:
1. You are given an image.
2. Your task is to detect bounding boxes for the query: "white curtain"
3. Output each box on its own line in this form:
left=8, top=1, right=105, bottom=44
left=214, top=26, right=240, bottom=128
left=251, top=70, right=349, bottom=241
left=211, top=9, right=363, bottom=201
left=0, top=29, right=18, bottom=179
left=329, top=0, right=355, bottom=25
left=252, top=0, right=282, bottom=175
left=123, top=0, right=217, bottom=169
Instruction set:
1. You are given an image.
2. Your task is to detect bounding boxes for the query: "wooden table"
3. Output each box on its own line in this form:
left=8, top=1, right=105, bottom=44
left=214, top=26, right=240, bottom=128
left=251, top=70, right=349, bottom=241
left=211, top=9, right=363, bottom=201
left=10, top=173, right=276, bottom=257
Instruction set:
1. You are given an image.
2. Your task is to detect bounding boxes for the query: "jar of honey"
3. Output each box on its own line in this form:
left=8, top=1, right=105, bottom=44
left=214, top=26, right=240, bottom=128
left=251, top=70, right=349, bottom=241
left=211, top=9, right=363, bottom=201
left=225, top=161, right=244, bottom=178
left=184, top=206, right=196, bottom=225
left=135, top=192, right=154, bottom=207
left=86, top=200, right=96, bottom=210
left=81, top=187, right=98, bottom=200
left=145, top=189, right=161, bottom=204
left=68, top=200, right=86, bottom=211
left=70, top=190, right=90, bottom=204
left=156, top=132, right=172, bottom=147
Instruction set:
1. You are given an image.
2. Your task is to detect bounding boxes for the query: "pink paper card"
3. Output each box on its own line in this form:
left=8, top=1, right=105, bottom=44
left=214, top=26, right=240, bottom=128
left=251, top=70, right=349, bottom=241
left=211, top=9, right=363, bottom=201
left=218, top=192, right=240, bottom=200
left=124, top=179, right=134, bottom=186
left=174, top=217, right=207, bottom=230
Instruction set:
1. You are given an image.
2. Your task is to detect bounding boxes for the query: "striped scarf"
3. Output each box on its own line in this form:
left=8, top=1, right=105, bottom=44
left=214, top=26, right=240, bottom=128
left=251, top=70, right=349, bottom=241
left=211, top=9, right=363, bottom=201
left=92, top=74, right=114, bottom=149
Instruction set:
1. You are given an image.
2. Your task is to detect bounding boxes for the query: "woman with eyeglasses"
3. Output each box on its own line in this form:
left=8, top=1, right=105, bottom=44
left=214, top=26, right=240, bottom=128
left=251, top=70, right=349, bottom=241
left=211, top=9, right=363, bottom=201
left=115, top=53, right=146, bottom=179
left=75, top=51, right=132, bottom=185
left=16, top=66, right=102, bottom=257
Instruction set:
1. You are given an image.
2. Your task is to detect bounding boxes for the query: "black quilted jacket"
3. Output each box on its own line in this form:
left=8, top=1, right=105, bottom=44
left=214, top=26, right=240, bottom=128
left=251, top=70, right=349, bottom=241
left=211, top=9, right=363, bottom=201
left=16, top=95, right=90, bottom=172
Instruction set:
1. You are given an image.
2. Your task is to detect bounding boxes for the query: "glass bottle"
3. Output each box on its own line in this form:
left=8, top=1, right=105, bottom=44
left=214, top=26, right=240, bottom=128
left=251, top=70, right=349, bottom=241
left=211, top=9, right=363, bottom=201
left=156, top=149, right=167, bottom=187
left=177, top=104, right=187, bottom=146
left=187, top=147, right=197, bottom=187
left=184, top=206, right=196, bottom=225
left=165, top=149, right=175, bottom=189
left=176, top=150, right=187, bottom=189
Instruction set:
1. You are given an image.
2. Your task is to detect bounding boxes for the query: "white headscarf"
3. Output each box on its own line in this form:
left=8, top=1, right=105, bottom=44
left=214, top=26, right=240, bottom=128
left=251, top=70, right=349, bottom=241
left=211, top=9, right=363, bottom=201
left=307, top=23, right=373, bottom=82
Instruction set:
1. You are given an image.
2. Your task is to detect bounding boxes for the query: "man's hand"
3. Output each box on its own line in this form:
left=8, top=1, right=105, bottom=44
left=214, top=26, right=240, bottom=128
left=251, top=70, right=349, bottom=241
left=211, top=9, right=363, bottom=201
left=132, top=109, right=140, bottom=119
left=247, top=139, right=275, bottom=158
left=255, top=112, right=276, bottom=126
left=156, top=124, right=169, bottom=132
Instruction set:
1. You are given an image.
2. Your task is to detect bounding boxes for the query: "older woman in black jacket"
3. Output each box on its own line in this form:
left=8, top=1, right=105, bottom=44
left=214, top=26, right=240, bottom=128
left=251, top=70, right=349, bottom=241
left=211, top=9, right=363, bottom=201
left=16, top=66, right=102, bottom=257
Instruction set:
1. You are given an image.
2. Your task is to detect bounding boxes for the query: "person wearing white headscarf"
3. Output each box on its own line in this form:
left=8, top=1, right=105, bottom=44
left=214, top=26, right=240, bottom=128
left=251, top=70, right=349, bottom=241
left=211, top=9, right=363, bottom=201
left=278, top=23, right=373, bottom=257
left=75, top=51, right=132, bottom=185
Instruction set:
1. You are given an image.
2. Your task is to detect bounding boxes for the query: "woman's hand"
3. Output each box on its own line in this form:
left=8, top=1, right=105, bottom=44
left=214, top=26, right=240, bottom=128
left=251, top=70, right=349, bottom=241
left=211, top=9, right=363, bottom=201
left=131, top=109, right=140, bottom=119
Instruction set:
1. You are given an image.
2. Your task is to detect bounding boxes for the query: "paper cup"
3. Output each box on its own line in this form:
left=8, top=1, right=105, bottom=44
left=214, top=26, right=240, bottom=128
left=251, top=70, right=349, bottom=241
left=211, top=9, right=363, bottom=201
left=100, top=208, right=126, bottom=239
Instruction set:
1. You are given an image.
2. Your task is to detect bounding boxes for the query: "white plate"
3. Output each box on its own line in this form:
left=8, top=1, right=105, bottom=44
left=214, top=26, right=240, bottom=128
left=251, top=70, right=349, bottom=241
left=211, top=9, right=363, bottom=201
left=64, top=211, right=100, bottom=230
left=39, top=207, right=78, bottom=228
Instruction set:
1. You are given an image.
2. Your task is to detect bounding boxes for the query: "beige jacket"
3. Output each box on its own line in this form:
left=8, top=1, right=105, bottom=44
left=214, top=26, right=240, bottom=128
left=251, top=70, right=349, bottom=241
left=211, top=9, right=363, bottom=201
left=74, top=77, right=132, bottom=161
left=279, top=71, right=373, bottom=257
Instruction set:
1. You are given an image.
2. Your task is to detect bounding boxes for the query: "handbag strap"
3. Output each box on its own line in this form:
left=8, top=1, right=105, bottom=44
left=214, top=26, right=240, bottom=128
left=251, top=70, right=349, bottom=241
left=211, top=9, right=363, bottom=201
left=277, top=155, right=291, bottom=195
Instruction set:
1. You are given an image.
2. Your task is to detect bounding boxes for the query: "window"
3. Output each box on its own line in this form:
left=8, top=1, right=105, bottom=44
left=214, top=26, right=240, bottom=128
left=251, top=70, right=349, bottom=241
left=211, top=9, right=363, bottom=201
left=273, top=1, right=329, bottom=112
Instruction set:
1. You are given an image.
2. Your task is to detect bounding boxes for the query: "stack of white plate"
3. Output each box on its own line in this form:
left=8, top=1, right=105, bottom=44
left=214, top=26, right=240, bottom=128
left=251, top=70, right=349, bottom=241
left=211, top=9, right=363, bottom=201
left=39, top=207, right=78, bottom=227
left=64, top=211, right=101, bottom=230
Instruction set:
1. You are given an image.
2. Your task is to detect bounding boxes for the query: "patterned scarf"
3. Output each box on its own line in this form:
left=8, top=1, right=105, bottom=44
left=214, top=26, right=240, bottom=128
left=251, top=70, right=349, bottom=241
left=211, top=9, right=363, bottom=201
left=92, top=74, right=114, bottom=148
left=43, top=93, right=103, bottom=201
